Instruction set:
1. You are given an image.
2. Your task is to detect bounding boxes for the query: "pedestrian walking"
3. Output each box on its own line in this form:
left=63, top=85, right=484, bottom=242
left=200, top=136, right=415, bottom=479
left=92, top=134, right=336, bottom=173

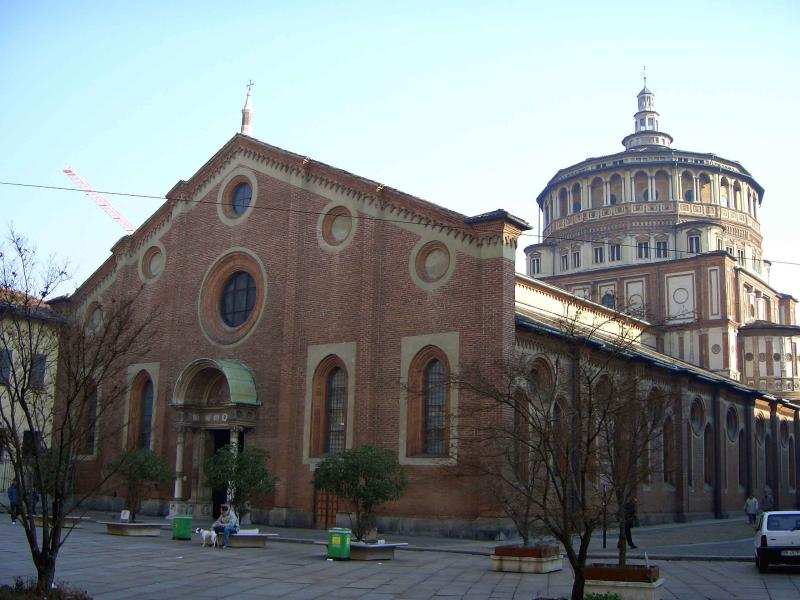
left=624, top=496, right=638, bottom=549
left=763, top=490, right=773, bottom=512
left=744, top=494, right=759, bottom=524
left=6, top=479, right=19, bottom=524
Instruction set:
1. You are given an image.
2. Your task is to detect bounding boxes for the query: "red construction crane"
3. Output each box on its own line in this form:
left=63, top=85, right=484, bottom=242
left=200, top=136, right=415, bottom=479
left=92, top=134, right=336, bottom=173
left=62, top=166, right=135, bottom=234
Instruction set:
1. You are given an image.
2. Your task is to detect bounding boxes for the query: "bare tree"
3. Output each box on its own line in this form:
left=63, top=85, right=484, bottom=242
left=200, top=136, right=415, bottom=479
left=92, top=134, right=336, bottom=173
left=0, top=229, right=153, bottom=593
left=455, top=300, right=668, bottom=600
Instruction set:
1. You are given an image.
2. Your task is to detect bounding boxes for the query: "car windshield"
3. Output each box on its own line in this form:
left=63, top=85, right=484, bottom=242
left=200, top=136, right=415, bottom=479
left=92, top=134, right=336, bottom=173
left=766, top=514, right=800, bottom=531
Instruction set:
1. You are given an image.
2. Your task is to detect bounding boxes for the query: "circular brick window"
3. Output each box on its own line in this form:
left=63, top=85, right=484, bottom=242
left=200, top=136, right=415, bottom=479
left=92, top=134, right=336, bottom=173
left=141, top=246, right=165, bottom=280
left=711, top=344, right=721, bottom=355
left=217, top=170, right=257, bottom=225
left=321, top=206, right=353, bottom=246
left=416, top=242, right=450, bottom=283
left=198, top=249, right=266, bottom=347
left=745, top=352, right=754, bottom=362
left=773, top=353, right=781, bottom=362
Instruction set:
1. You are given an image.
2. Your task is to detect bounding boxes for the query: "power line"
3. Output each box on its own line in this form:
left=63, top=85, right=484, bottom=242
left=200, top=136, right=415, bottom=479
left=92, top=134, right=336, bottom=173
left=2, top=179, right=800, bottom=267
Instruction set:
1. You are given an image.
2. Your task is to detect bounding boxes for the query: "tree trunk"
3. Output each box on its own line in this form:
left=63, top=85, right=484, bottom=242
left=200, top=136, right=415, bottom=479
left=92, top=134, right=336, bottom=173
left=570, top=570, right=585, bottom=600
left=35, top=552, right=57, bottom=594
left=617, top=507, right=628, bottom=567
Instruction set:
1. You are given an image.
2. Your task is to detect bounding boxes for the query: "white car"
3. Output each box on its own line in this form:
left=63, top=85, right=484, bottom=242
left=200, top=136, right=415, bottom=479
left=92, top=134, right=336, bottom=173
left=754, top=511, right=800, bottom=572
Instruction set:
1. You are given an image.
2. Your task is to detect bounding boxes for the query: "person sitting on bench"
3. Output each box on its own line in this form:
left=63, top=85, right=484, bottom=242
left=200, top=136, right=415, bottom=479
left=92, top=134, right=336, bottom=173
left=212, top=504, right=239, bottom=548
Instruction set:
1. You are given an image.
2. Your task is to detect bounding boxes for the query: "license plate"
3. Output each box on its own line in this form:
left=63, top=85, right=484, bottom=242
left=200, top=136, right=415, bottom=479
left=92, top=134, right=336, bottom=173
left=781, top=550, right=800, bottom=557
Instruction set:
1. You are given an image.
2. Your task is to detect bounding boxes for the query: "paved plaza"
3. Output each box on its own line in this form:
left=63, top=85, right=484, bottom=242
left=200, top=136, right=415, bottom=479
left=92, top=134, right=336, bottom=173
left=2, top=515, right=800, bottom=599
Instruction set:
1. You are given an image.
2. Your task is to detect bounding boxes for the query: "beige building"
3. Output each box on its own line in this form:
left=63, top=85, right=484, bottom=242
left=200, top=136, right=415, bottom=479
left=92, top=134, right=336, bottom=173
left=524, top=83, right=800, bottom=402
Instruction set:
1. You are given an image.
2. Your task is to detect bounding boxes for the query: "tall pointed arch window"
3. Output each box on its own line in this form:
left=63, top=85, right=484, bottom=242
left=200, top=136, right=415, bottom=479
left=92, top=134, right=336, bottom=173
left=423, top=360, right=446, bottom=455
left=407, top=347, right=451, bottom=457
left=139, top=378, right=154, bottom=450
left=662, top=416, right=675, bottom=486
left=310, top=356, right=349, bottom=457
left=325, top=368, right=347, bottom=455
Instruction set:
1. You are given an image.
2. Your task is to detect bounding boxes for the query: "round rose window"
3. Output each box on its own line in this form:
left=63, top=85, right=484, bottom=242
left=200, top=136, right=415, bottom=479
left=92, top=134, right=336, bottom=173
left=416, top=242, right=451, bottom=283
left=321, top=206, right=353, bottom=246
left=220, top=271, right=257, bottom=327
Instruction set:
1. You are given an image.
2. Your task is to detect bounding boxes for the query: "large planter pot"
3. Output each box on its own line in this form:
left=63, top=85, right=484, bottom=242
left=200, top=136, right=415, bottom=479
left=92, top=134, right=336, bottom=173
left=490, top=544, right=563, bottom=574
left=584, top=563, right=664, bottom=600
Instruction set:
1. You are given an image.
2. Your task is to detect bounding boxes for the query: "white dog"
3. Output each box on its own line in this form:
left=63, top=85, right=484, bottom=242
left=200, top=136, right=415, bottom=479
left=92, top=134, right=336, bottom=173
left=195, top=527, right=218, bottom=548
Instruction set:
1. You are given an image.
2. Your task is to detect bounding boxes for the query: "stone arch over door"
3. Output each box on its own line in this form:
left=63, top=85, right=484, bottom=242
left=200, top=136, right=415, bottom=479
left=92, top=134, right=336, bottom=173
left=169, top=358, right=260, bottom=519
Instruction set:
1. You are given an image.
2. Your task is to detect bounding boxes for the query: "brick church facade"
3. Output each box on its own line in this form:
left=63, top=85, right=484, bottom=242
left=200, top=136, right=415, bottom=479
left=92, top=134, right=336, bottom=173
left=64, top=96, right=800, bottom=535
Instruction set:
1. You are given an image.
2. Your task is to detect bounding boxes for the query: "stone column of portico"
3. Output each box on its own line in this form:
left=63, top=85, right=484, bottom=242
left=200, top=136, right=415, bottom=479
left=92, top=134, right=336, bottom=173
left=227, top=426, right=242, bottom=504
left=604, top=179, right=610, bottom=206
left=192, top=430, right=211, bottom=516
left=648, top=175, right=655, bottom=203
left=694, top=177, right=700, bottom=204
left=625, top=171, right=633, bottom=203
left=173, top=428, right=187, bottom=500
left=672, top=165, right=680, bottom=201
left=770, top=402, right=781, bottom=509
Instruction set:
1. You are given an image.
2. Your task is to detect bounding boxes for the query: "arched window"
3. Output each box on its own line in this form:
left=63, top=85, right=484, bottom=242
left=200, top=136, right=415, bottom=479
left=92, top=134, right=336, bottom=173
left=699, top=173, right=712, bottom=203
left=687, top=231, right=701, bottom=255
left=720, top=178, right=730, bottom=208
left=634, top=172, right=648, bottom=202
left=738, top=429, right=747, bottom=488
left=423, top=360, right=446, bottom=455
left=558, top=188, right=568, bottom=218
left=609, top=174, right=623, bottom=205
left=310, top=356, right=349, bottom=457
left=662, top=416, right=675, bottom=486
left=690, top=398, right=705, bottom=436
left=590, top=177, right=604, bottom=208
left=681, top=171, right=694, bottom=202
left=654, top=170, right=670, bottom=201
left=733, top=182, right=742, bottom=211
left=726, top=407, right=738, bottom=443
left=139, top=378, right=154, bottom=450
left=407, top=347, right=450, bottom=457
left=703, top=423, right=714, bottom=485
left=220, top=271, right=257, bottom=327
left=571, top=183, right=582, bottom=213
left=325, top=367, right=347, bottom=455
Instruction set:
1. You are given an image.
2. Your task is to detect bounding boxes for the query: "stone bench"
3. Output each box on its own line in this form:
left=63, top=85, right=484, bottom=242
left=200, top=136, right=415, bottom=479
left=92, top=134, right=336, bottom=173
left=99, top=522, right=162, bottom=537
left=227, top=529, right=278, bottom=548
left=33, top=515, right=87, bottom=530
left=349, top=541, right=408, bottom=561
left=316, top=539, right=408, bottom=560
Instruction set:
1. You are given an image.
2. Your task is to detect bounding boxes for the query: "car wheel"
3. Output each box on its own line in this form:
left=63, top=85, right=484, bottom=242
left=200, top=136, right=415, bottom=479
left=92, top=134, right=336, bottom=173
left=756, top=553, right=769, bottom=573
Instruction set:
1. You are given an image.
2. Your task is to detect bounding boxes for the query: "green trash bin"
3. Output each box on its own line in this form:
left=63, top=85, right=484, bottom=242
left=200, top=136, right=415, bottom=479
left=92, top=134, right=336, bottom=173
left=172, top=515, right=192, bottom=540
left=327, top=527, right=351, bottom=559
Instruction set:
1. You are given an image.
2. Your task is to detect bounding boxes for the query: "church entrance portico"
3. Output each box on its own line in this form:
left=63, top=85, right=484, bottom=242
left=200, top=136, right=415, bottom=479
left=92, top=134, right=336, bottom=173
left=167, top=358, right=259, bottom=519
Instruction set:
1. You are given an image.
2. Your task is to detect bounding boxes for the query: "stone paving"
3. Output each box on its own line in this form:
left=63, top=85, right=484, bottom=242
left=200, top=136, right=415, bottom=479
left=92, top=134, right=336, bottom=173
left=2, top=516, right=800, bottom=599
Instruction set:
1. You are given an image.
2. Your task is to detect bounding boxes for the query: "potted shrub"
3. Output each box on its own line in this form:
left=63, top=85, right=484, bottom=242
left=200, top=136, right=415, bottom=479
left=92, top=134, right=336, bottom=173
left=105, top=449, right=172, bottom=523
left=313, top=445, right=407, bottom=543
left=205, top=444, right=277, bottom=524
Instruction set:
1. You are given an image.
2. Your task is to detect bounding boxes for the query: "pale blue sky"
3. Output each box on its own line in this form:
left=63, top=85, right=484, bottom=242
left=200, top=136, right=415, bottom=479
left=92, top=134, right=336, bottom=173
left=2, top=0, right=799, bottom=298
